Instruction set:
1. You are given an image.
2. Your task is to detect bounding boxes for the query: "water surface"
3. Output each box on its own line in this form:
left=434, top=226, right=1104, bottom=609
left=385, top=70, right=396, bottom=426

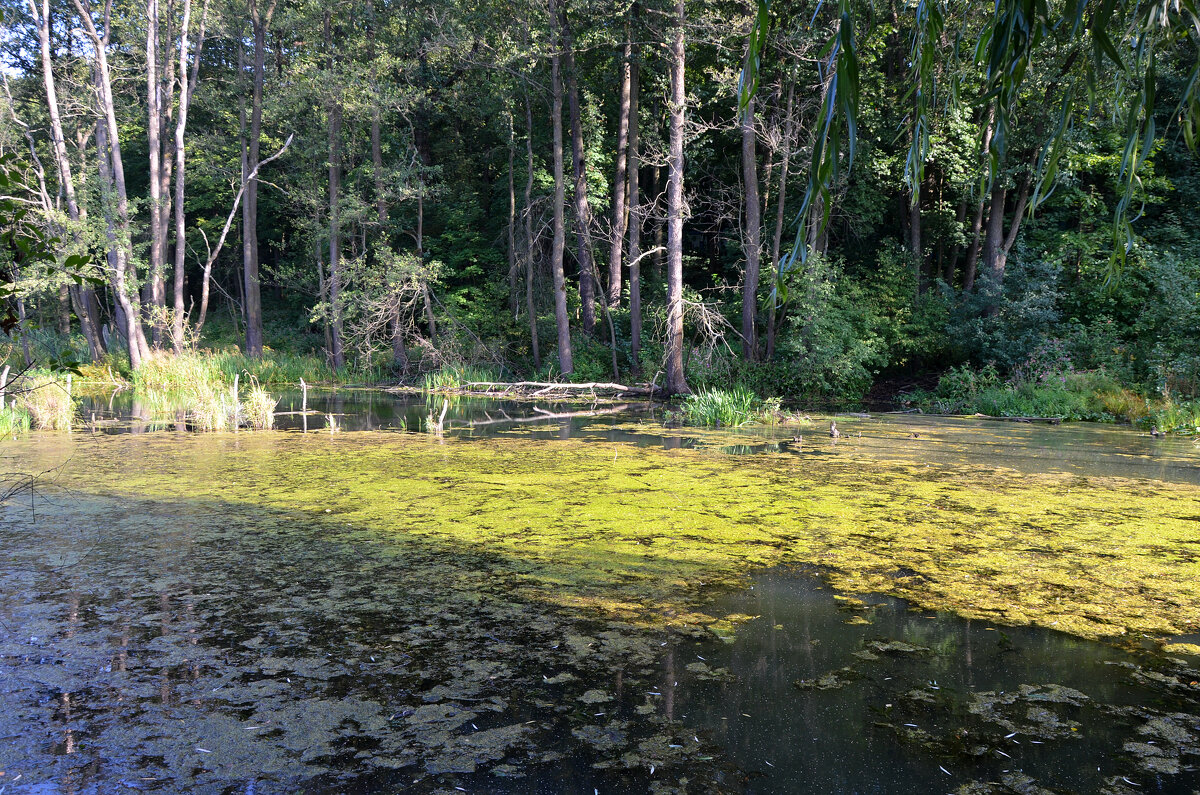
left=3, top=391, right=1199, bottom=793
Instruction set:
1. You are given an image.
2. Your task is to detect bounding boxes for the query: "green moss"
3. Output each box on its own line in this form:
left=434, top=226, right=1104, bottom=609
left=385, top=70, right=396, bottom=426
left=18, top=430, right=1200, bottom=642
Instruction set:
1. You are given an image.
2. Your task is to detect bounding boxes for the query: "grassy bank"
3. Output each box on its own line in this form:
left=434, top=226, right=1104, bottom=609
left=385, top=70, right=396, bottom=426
left=902, top=365, right=1199, bottom=433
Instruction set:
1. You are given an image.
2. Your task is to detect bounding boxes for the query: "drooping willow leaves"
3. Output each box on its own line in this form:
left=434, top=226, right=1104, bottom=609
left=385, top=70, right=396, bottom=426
left=740, top=0, right=1200, bottom=303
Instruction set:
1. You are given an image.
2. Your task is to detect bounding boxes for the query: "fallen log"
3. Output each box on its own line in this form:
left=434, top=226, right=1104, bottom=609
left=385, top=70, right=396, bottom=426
left=461, top=380, right=656, bottom=397
left=466, top=404, right=630, bottom=427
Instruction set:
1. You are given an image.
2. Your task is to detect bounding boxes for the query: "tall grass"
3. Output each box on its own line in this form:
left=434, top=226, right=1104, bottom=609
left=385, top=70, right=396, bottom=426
left=422, top=365, right=502, bottom=392
left=242, top=382, right=278, bottom=430
left=119, top=352, right=282, bottom=431
left=14, top=375, right=78, bottom=430
left=0, top=406, right=31, bottom=437
left=682, top=387, right=770, bottom=427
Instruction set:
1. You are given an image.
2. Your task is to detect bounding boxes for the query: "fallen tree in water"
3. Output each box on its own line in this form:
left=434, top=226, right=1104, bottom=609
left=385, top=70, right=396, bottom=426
left=460, top=380, right=658, bottom=398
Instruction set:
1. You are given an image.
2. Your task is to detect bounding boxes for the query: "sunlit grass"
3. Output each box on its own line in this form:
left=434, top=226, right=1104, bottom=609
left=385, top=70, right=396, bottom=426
left=14, top=375, right=77, bottom=430
left=682, top=387, right=774, bottom=427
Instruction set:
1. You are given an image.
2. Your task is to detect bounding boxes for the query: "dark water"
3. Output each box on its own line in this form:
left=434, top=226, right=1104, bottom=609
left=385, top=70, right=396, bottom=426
left=671, top=569, right=1200, bottom=793
left=3, top=389, right=1199, bottom=793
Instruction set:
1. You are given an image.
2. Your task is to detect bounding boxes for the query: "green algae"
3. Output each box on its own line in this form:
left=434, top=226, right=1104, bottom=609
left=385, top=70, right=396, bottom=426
left=8, top=428, right=1200, bottom=641
left=4, top=422, right=1200, bottom=789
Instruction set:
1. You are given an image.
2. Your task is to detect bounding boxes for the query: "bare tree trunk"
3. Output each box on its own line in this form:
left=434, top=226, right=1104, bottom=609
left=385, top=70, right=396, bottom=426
left=75, top=0, right=151, bottom=367
left=664, top=0, right=689, bottom=395
left=523, top=90, right=541, bottom=369
left=627, top=56, right=642, bottom=373
left=549, top=0, right=573, bottom=373
left=146, top=0, right=167, bottom=346
left=561, top=5, right=596, bottom=336
left=242, top=0, right=276, bottom=357
left=325, top=10, right=345, bottom=368
left=766, top=80, right=794, bottom=362
left=172, top=0, right=206, bottom=352
left=739, top=62, right=761, bottom=361
left=29, top=0, right=103, bottom=360
left=607, top=32, right=632, bottom=307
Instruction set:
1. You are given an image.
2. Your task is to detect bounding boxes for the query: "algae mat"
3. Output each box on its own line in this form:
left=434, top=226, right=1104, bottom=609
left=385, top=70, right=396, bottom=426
left=10, top=429, right=1200, bottom=641
left=3, top=429, right=1200, bottom=791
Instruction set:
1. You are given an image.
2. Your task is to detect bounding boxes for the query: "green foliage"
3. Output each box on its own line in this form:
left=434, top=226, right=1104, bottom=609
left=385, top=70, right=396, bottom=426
left=908, top=362, right=1146, bottom=423
left=682, top=387, right=770, bottom=427
left=1148, top=400, right=1200, bottom=435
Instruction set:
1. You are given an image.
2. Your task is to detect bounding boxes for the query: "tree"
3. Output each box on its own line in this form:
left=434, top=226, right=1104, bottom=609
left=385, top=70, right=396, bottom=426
left=663, top=0, right=688, bottom=395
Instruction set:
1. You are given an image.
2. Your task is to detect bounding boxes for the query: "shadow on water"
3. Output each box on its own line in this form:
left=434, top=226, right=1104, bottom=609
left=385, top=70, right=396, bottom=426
left=5, top=389, right=1199, bottom=792
left=0, top=493, right=729, bottom=794
left=670, top=568, right=1200, bottom=793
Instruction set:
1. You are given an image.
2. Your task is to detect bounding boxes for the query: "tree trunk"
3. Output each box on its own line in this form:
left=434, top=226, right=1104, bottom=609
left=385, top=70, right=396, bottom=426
left=146, top=0, right=167, bottom=347
left=325, top=10, right=345, bottom=368
left=75, top=0, right=151, bottom=367
left=607, top=32, right=632, bottom=307
left=962, top=109, right=994, bottom=293
left=31, top=0, right=104, bottom=360
left=560, top=4, right=596, bottom=335
left=739, top=62, right=761, bottom=361
left=979, top=180, right=1007, bottom=312
left=627, top=56, right=642, bottom=373
left=981, top=170, right=1031, bottom=315
left=507, top=111, right=519, bottom=313
left=171, top=0, right=205, bottom=353
left=242, top=0, right=275, bottom=357
left=664, top=0, right=689, bottom=395
left=549, top=0, right=573, bottom=373
left=909, top=188, right=922, bottom=293
left=766, top=80, right=794, bottom=361
left=524, top=90, right=541, bottom=369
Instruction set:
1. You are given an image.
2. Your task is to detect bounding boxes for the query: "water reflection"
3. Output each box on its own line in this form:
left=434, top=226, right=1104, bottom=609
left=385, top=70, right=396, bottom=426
left=673, top=569, right=1200, bottom=793
left=75, top=387, right=1200, bottom=485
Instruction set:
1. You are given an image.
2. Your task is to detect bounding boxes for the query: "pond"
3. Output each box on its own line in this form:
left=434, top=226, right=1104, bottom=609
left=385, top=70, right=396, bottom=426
left=2, top=389, right=1199, bottom=793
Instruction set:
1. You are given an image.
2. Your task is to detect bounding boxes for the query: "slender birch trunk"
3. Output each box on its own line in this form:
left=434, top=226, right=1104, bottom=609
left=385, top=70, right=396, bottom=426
left=664, top=0, right=689, bottom=395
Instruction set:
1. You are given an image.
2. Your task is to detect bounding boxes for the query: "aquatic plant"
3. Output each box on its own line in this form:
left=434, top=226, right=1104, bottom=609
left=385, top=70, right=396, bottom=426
left=682, top=387, right=769, bottom=427
left=422, top=365, right=502, bottom=392
left=186, top=382, right=240, bottom=431
left=0, top=406, right=31, bottom=437
left=14, top=375, right=77, bottom=430
left=242, top=383, right=278, bottom=430
left=1148, top=400, right=1200, bottom=435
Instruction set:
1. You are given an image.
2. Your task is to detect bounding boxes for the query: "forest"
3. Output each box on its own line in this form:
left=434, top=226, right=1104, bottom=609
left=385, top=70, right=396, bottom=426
left=1, top=0, right=1199, bottom=420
